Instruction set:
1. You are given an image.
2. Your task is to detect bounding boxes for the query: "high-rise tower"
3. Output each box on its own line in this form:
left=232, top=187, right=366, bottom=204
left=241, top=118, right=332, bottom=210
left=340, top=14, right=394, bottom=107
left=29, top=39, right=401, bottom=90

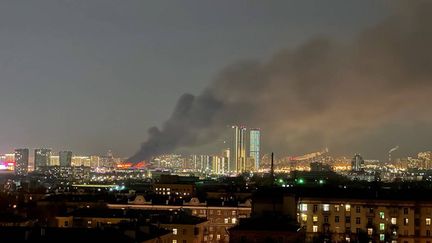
left=223, top=148, right=230, bottom=172
left=35, top=148, right=51, bottom=170
left=232, top=125, right=247, bottom=173
left=59, top=151, right=72, bottom=167
left=351, top=154, right=365, bottom=172
left=249, top=128, right=261, bottom=171
left=14, top=148, right=29, bottom=176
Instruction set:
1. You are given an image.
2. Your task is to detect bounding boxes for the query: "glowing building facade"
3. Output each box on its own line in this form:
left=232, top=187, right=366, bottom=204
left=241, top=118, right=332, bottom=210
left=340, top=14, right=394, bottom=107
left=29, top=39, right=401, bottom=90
left=232, top=125, right=247, bottom=173
left=71, top=156, right=91, bottom=167
left=249, top=129, right=261, bottom=171
left=50, top=155, right=60, bottom=166
left=223, top=148, right=231, bottom=172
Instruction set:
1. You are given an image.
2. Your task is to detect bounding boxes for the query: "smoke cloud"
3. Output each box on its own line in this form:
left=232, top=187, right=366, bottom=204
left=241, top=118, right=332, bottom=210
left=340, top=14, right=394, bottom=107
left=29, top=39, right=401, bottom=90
left=128, top=1, right=432, bottom=162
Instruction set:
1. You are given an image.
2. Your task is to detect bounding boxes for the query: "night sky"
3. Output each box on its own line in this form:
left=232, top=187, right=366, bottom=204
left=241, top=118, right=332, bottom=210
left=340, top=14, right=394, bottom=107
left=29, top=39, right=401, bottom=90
left=3, top=1, right=429, bottom=160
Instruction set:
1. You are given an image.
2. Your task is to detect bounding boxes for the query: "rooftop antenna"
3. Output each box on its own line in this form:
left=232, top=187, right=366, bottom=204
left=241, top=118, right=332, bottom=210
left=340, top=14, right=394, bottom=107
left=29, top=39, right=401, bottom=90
left=271, top=152, right=275, bottom=187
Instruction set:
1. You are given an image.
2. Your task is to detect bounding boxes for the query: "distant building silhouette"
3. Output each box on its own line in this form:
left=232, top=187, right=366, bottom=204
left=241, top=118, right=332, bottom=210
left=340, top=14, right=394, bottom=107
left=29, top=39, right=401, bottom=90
left=59, top=151, right=72, bottom=167
left=35, top=148, right=51, bottom=169
left=351, top=154, right=365, bottom=172
left=14, top=148, right=29, bottom=176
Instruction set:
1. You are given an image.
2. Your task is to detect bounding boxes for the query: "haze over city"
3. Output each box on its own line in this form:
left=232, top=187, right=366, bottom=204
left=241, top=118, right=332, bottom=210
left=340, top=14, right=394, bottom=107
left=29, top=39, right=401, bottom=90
left=0, top=0, right=431, bottom=162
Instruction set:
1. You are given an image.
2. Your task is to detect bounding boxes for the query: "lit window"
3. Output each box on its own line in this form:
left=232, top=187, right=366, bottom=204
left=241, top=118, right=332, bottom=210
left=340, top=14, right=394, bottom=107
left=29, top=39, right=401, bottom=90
left=391, top=218, right=397, bottom=224
left=380, top=212, right=385, bottom=219
left=380, top=233, right=385, bottom=241
left=323, top=204, right=330, bottom=212
left=172, top=240, right=177, bottom=243
left=224, top=218, right=229, bottom=224
left=380, top=223, right=385, bottom=231
left=313, top=225, right=318, bottom=233
left=217, top=234, right=221, bottom=240
left=335, top=205, right=340, bottom=212
left=404, top=218, right=409, bottom=225
left=313, top=216, right=318, bottom=222
left=173, top=228, right=178, bottom=235
left=300, top=204, right=308, bottom=212
left=427, top=218, right=431, bottom=226
left=301, top=214, right=307, bottom=222
left=232, top=210, right=236, bottom=216
left=345, top=204, right=351, bottom=212
left=368, top=228, right=373, bottom=236
left=232, top=218, right=237, bottom=224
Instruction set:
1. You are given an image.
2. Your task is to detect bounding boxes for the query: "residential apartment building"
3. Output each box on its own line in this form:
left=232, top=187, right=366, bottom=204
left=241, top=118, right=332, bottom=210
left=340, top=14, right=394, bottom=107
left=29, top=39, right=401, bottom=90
left=298, top=197, right=432, bottom=243
left=55, top=208, right=205, bottom=243
left=108, top=196, right=252, bottom=242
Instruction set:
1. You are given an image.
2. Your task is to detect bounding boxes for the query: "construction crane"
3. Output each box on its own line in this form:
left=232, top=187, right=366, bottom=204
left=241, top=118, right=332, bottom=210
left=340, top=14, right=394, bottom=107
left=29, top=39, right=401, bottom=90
left=290, top=148, right=329, bottom=161
left=388, top=146, right=399, bottom=163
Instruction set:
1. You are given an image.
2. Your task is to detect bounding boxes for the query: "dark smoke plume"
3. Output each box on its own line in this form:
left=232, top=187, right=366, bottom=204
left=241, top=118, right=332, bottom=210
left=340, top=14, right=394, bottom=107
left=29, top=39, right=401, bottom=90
left=129, top=1, right=432, bottom=162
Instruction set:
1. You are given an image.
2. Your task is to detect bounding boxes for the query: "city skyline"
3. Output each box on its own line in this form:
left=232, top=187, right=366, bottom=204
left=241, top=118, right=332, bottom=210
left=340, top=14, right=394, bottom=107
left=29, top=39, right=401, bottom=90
left=0, top=143, right=428, bottom=163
